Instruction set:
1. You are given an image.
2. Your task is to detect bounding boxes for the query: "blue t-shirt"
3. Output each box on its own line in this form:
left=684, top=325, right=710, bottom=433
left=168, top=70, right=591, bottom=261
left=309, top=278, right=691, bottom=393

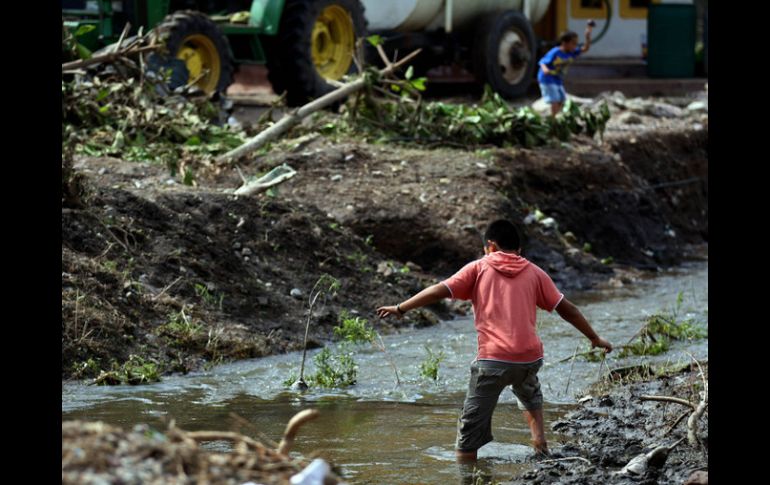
left=537, top=46, right=582, bottom=85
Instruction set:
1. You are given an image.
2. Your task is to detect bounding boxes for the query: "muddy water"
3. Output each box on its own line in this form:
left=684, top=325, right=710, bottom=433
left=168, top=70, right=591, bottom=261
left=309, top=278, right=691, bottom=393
left=62, top=261, right=707, bottom=483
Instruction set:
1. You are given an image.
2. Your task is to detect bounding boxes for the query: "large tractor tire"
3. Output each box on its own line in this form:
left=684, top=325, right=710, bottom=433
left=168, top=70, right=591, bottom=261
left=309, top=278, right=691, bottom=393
left=472, top=10, right=537, bottom=99
left=150, top=10, right=234, bottom=95
left=266, top=0, right=366, bottom=107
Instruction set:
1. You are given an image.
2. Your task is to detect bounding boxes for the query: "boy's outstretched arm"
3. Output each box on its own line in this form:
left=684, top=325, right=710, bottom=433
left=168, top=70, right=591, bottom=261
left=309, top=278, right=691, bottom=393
left=555, top=298, right=612, bottom=352
left=377, top=283, right=450, bottom=319
left=581, top=22, right=593, bottom=54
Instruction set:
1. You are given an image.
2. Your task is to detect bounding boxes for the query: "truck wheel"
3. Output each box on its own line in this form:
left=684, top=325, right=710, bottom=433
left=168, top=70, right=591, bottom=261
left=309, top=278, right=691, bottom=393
left=473, top=10, right=536, bottom=99
left=267, top=0, right=366, bottom=106
left=150, top=10, right=234, bottom=94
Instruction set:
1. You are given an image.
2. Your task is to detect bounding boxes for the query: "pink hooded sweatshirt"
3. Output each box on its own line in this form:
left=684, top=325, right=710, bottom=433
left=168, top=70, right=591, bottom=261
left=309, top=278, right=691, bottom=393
left=442, top=251, right=563, bottom=363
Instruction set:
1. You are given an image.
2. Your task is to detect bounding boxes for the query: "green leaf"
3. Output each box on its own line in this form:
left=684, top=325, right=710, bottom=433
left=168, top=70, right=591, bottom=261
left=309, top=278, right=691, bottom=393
left=185, top=136, right=202, bottom=146
left=405, top=66, right=414, bottom=80
left=76, top=43, right=92, bottom=60
left=390, top=84, right=401, bottom=93
left=73, top=24, right=97, bottom=37
left=410, top=77, right=427, bottom=91
left=366, top=34, right=382, bottom=47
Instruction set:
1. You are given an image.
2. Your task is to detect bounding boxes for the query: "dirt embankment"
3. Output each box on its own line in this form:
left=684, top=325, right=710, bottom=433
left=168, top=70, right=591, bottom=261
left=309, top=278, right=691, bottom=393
left=63, top=103, right=707, bottom=381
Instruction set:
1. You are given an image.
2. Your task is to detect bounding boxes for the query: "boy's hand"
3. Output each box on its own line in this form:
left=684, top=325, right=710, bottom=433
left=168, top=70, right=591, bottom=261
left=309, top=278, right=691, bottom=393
left=590, top=336, right=613, bottom=353
left=377, top=305, right=403, bottom=319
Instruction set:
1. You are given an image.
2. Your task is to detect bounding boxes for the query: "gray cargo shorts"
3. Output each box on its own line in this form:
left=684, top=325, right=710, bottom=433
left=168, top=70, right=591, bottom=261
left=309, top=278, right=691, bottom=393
left=455, top=358, right=544, bottom=452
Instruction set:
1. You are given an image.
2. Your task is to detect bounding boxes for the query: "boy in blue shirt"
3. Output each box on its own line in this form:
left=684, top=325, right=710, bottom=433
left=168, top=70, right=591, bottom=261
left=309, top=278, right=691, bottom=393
left=538, top=22, right=594, bottom=116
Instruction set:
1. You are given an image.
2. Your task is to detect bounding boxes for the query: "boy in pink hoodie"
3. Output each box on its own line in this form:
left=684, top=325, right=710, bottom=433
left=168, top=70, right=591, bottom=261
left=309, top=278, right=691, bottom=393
left=377, top=219, right=612, bottom=461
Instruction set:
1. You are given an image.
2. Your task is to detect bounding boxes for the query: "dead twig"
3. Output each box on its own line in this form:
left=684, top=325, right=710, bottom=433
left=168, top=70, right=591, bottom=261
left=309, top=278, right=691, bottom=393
left=685, top=352, right=708, bottom=448
left=640, top=395, right=695, bottom=409
left=151, top=276, right=183, bottom=301
left=663, top=409, right=691, bottom=436
left=540, top=456, right=592, bottom=465
left=564, top=344, right=580, bottom=396
left=277, top=409, right=320, bottom=456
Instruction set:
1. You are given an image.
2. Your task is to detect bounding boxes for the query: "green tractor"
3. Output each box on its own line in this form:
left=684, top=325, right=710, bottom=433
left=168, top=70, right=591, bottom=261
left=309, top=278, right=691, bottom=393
left=62, top=0, right=367, bottom=105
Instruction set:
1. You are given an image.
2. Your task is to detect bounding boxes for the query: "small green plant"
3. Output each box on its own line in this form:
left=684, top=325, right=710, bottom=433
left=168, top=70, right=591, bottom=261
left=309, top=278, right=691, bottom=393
left=420, top=345, right=445, bottom=381
left=93, top=355, right=161, bottom=385
left=308, top=347, right=357, bottom=388
left=157, top=307, right=203, bottom=348
left=291, top=275, right=341, bottom=390
left=346, top=250, right=370, bottom=271
left=334, top=311, right=401, bottom=386
left=194, top=283, right=224, bottom=310
left=71, top=358, right=101, bottom=379
left=334, top=312, right=376, bottom=344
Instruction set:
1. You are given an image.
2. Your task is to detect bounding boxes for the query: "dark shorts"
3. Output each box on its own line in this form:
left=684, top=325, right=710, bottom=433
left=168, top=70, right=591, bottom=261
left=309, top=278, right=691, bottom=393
left=455, top=359, right=544, bottom=452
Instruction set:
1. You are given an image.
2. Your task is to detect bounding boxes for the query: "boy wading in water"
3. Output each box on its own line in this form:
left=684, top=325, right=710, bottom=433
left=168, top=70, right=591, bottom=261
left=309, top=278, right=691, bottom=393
left=538, top=21, right=594, bottom=116
left=376, top=220, right=612, bottom=461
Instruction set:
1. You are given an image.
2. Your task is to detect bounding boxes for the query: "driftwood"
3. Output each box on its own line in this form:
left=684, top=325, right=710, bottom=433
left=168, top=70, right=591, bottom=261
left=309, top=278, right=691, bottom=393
left=217, top=48, right=423, bottom=181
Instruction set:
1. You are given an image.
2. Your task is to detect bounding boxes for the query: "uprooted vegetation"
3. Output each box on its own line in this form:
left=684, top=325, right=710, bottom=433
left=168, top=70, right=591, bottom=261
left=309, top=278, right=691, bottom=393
left=63, top=410, right=343, bottom=484
left=575, top=291, right=707, bottom=363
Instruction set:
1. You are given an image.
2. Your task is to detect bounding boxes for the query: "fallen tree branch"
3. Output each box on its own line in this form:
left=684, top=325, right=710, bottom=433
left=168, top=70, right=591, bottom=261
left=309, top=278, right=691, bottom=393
left=217, top=48, right=422, bottom=170
left=640, top=395, right=695, bottom=409
left=61, top=44, right=160, bottom=71
left=540, top=456, right=592, bottom=465
left=686, top=353, right=708, bottom=447
left=664, top=409, right=692, bottom=436
left=277, top=409, right=320, bottom=456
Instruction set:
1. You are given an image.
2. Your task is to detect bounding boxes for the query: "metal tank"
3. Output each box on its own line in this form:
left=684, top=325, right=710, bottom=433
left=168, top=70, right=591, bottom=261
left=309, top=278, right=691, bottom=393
left=362, top=0, right=551, bottom=32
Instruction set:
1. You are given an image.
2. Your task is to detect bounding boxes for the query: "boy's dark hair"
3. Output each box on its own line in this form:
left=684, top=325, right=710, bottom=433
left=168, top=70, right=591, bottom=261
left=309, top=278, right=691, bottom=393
left=559, top=31, right=579, bottom=44
left=484, top=220, right=522, bottom=251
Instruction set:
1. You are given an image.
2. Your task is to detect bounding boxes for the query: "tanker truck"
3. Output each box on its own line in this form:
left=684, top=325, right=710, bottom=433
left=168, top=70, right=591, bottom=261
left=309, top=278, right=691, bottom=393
left=62, top=1, right=551, bottom=105
left=362, top=0, right=551, bottom=100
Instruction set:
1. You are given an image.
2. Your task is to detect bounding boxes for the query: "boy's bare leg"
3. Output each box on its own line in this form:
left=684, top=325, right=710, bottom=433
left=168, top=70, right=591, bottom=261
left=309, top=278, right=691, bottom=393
left=455, top=449, right=478, bottom=463
left=522, top=408, right=548, bottom=455
left=550, top=102, right=563, bottom=116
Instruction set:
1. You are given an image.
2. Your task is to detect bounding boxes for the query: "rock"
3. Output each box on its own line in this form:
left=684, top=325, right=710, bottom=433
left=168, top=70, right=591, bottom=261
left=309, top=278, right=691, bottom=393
left=290, top=288, right=303, bottom=299
left=540, top=217, right=557, bottom=229
left=330, top=174, right=343, bottom=182
left=649, top=102, right=684, bottom=118
left=684, top=471, right=708, bottom=485
left=241, top=247, right=252, bottom=256
left=405, top=261, right=422, bottom=272
left=619, top=112, right=643, bottom=125
left=686, top=101, right=708, bottom=113
left=376, top=261, right=394, bottom=277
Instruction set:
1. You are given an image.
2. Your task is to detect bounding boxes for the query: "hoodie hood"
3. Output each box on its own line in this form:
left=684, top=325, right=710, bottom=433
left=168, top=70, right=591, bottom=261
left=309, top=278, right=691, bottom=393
left=484, top=251, right=530, bottom=277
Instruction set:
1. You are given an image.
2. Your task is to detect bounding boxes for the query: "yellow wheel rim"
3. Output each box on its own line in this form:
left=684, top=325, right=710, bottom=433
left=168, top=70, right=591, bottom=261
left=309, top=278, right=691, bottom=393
left=176, top=34, right=222, bottom=93
left=311, top=5, right=355, bottom=81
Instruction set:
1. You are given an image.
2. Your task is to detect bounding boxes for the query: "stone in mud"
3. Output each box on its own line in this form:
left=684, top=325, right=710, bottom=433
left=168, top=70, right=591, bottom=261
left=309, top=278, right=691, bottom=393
left=619, top=112, right=643, bottom=125
left=290, top=288, right=304, bottom=299
left=684, top=470, right=708, bottom=485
